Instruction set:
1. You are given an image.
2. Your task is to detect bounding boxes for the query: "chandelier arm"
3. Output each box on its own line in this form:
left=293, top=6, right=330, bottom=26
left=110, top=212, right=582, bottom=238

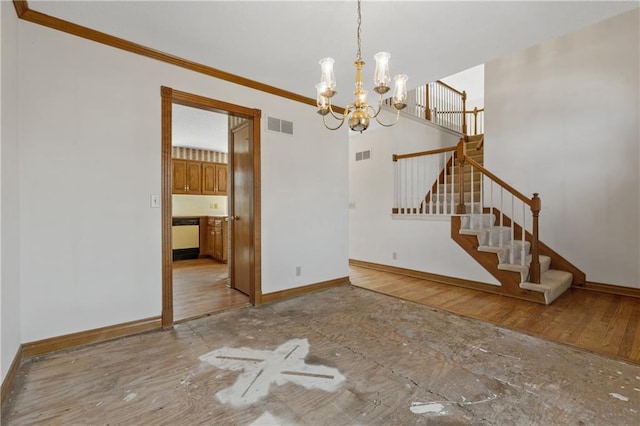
left=322, top=112, right=347, bottom=131
left=374, top=108, right=401, bottom=128
left=368, top=99, right=383, bottom=119
left=328, top=102, right=354, bottom=121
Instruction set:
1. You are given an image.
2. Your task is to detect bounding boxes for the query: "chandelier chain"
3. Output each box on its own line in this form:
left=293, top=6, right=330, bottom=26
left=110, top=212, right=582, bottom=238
left=356, top=0, right=362, bottom=61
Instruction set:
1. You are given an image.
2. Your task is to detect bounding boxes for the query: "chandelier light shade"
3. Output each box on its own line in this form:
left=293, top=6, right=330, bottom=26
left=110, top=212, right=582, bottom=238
left=315, top=0, right=408, bottom=132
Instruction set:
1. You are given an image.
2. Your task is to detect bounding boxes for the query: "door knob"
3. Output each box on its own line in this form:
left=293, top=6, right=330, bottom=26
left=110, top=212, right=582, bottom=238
left=230, top=215, right=240, bottom=221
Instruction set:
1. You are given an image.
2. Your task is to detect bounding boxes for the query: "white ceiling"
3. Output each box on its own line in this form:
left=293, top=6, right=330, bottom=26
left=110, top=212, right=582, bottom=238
left=172, top=104, right=228, bottom=152
left=31, top=1, right=638, bottom=108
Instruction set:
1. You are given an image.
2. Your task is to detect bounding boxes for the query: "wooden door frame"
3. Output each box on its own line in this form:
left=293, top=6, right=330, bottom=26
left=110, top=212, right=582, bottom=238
left=161, top=86, right=262, bottom=328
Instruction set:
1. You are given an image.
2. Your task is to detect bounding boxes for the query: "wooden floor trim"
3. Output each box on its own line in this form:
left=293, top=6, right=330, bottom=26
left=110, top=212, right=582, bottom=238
left=580, top=281, right=640, bottom=299
left=349, top=259, right=503, bottom=295
left=261, top=277, right=350, bottom=304
left=1, top=345, right=23, bottom=408
left=22, top=316, right=162, bottom=358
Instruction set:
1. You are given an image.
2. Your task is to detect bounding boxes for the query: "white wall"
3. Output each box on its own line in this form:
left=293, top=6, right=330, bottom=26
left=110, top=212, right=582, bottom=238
left=1, top=0, right=22, bottom=381
left=18, top=21, right=348, bottom=343
left=485, top=8, right=639, bottom=288
left=349, top=113, right=499, bottom=285
left=440, top=64, right=485, bottom=110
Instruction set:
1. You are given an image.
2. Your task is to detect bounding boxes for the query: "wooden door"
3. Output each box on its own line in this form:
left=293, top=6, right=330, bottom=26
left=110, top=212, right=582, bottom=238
left=230, top=124, right=252, bottom=296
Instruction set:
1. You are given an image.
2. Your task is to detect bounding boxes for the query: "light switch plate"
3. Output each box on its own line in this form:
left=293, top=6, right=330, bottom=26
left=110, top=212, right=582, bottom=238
left=150, top=194, right=161, bottom=208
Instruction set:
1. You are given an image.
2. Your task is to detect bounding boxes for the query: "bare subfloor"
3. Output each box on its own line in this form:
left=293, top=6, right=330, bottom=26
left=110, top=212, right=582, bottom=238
left=3, top=286, right=639, bottom=424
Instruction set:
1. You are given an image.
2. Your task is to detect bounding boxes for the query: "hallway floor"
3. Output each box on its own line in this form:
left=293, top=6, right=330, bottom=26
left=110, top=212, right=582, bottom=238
left=173, top=258, right=250, bottom=322
left=3, top=283, right=639, bottom=424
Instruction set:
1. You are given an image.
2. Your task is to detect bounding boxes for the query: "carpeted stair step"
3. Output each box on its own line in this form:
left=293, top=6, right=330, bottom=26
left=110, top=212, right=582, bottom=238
left=520, top=269, right=573, bottom=305
left=424, top=202, right=483, bottom=214
left=460, top=213, right=495, bottom=230
left=498, top=255, right=551, bottom=282
left=431, top=193, right=480, bottom=204
left=471, top=226, right=512, bottom=247
left=438, top=182, right=481, bottom=193
left=445, top=171, right=482, bottom=184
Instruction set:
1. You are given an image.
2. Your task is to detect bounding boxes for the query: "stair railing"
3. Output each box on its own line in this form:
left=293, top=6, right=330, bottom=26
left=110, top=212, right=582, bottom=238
left=392, top=146, right=458, bottom=215
left=386, top=81, right=468, bottom=134
left=392, top=139, right=541, bottom=284
left=428, top=81, right=467, bottom=134
left=456, top=141, right=541, bottom=283
left=465, top=107, right=484, bottom=136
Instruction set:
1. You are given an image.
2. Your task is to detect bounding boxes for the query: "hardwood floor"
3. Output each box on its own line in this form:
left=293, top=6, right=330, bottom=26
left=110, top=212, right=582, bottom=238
left=173, top=258, right=250, bottom=322
left=349, top=264, right=640, bottom=364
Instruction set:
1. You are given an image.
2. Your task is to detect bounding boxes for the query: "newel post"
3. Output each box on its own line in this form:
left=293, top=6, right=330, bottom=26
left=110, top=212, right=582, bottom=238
left=456, top=139, right=467, bottom=214
left=529, top=193, right=541, bottom=284
left=461, top=91, right=468, bottom=135
left=425, top=84, right=431, bottom=121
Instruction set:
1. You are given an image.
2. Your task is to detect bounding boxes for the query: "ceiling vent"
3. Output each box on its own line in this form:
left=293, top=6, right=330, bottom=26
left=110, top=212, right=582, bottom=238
left=267, top=116, right=294, bottom=135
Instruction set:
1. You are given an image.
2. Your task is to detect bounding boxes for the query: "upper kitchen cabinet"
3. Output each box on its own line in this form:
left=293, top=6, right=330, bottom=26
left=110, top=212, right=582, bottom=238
left=172, top=159, right=202, bottom=194
left=202, top=163, right=228, bottom=196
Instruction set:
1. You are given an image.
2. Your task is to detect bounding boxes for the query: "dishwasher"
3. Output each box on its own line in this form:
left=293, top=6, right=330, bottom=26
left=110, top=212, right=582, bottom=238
left=172, top=217, right=200, bottom=261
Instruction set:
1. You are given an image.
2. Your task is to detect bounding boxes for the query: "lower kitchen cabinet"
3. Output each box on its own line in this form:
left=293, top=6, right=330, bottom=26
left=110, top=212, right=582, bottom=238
left=206, top=217, right=228, bottom=263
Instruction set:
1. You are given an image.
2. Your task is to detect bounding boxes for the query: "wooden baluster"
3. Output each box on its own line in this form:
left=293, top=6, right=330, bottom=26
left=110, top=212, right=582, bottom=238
left=530, top=193, right=541, bottom=283
left=456, top=139, right=466, bottom=214
left=425, top=84, right=431, bottom=121
left=473, top=107, right=478, bottom=136
left=462, top=91, right=468, bottom=135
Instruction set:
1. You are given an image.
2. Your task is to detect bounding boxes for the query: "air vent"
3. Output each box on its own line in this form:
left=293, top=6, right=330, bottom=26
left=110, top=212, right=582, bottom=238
left=267, top=116, right=280, bottom=132
left=281, top=120, right=293, bottom=135
left=266, top=116, right=294, bottom=135
left=355, top=150, right=371, bottom=161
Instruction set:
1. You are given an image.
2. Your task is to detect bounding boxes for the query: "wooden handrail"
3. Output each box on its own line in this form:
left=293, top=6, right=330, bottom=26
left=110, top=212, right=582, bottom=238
left=463, top=156, right=532, bottom=205
left=435, top=80, right=464, bottom=95
left=393, top=145, right=457, bottom=161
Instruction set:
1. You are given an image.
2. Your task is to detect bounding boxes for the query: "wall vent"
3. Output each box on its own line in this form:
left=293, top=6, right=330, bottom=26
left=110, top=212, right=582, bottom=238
left=266, top=116, right=294, bottom=135
left=355, top=150, right=371, bottom=161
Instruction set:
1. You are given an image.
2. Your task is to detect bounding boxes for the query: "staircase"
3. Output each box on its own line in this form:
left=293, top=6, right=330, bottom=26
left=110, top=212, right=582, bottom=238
left=453, top=213, right=575, bottom=304
left=394, top=135, right=585, bottom=305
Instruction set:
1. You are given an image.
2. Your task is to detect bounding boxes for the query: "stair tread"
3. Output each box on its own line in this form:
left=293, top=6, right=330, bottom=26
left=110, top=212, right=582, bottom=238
left=459, top=229, right=484, bottom=236
left=520, top=269, right=573, bottom=304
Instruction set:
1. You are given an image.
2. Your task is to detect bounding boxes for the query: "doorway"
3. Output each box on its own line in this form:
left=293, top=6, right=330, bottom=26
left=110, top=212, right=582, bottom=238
left=161, top=86, right=262, bottom=327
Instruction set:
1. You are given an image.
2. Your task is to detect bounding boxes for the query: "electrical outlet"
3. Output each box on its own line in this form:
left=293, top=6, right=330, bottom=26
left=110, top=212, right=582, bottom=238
left=295, top=266, right=301, bottom=276
left=392, top=252, right=398, bottom=260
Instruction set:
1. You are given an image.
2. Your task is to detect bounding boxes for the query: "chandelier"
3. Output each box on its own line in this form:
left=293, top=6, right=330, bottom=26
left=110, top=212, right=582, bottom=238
left=315, top=0, right=408, bottom=132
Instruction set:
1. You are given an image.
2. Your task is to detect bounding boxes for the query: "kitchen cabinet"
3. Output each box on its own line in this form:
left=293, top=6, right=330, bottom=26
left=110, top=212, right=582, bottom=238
left=206, top=217, right=228, bottom=263
left=173, top=159, right=227, bottom=195
left=172, top=159, right=202, bottom=194
left=202, top=163, right=228, bottom=196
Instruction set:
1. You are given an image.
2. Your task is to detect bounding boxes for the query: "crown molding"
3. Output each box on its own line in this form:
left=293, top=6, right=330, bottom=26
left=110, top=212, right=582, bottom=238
left=11, top=0, right=333, bottom=111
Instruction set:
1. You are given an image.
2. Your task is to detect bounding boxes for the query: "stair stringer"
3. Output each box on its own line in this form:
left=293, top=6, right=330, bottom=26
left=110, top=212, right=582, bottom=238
left=450, top=216, right=547, bottom=303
